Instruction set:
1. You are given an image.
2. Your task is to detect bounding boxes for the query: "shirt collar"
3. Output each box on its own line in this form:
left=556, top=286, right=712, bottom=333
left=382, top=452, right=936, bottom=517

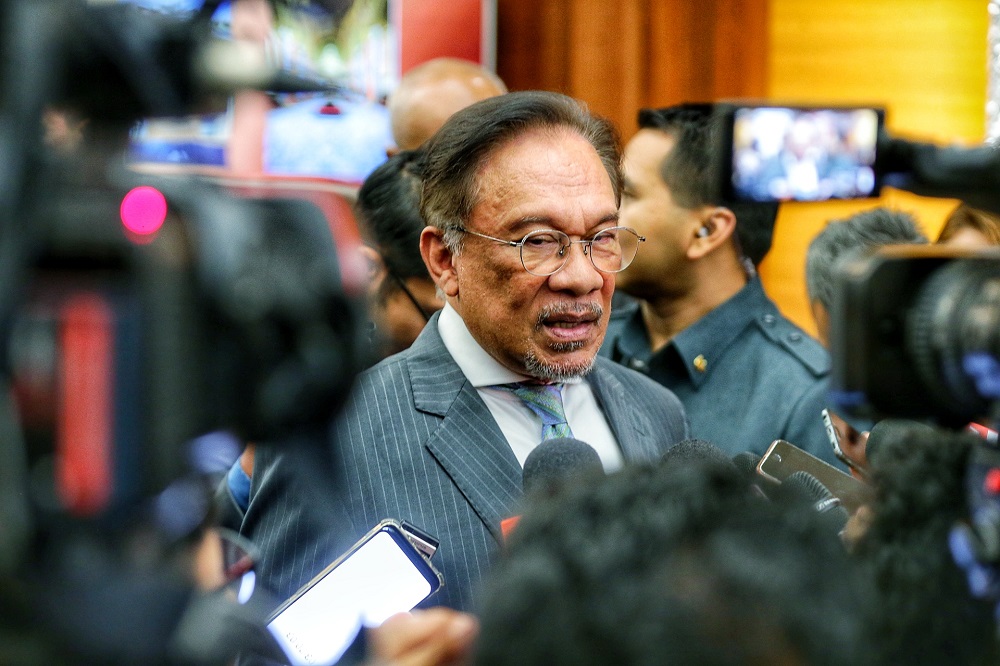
left=437, top=303, right=583, bottom=387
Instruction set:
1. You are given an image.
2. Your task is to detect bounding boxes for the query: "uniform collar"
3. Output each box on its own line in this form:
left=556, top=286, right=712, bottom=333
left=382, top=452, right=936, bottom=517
left=615, top=277, right=770, bottom=388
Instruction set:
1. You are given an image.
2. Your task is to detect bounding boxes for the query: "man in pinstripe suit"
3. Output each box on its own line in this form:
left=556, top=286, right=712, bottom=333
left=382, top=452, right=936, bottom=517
left=242, top=91, right=688, bottom=613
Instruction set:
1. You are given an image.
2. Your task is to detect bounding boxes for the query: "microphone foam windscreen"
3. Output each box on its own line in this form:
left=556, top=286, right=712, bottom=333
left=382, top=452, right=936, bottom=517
left=661, top=438, right=732, bottom=468
left=732, top=452, right=762, bottom=479
left=522, top=438, right=603, bottom=496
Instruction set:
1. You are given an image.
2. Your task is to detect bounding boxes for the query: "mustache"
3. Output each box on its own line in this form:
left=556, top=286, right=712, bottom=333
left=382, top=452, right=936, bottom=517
left=534, top=302, right=604, bottom=328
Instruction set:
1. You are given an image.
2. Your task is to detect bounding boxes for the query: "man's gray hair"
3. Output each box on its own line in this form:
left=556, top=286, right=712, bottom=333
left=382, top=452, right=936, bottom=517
left=806, top=207, right=928, bottom=310
left=419, top=90, right=622, bottom=253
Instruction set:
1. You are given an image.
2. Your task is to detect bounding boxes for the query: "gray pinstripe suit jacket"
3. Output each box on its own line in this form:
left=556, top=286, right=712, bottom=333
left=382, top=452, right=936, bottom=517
left=242, top=313, right=688, bottom=612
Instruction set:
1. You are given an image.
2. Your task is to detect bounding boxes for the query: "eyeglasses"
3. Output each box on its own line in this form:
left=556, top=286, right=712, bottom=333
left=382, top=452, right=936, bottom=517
left=388, top=270, right=433, bottom=322
left=455, top=226, right=645, bottom=277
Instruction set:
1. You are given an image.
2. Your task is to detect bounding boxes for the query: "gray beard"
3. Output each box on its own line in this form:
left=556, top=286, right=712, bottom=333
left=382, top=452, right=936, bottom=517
left=523, top=342, right=595, bottom=382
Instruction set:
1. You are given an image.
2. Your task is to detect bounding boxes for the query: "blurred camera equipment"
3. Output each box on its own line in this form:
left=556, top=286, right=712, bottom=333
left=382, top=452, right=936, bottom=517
left=0, top=1, right=365, bottom=663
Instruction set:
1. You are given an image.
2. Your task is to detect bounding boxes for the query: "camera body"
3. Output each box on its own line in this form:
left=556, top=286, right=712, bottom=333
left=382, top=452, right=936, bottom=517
left=829, top=245, right=1000, bottom=427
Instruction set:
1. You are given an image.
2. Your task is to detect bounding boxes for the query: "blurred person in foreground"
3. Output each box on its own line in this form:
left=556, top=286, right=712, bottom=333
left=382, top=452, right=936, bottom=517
left=475, top=460, right=874, bottom=666
left=850, top=425, right=999, bottom=665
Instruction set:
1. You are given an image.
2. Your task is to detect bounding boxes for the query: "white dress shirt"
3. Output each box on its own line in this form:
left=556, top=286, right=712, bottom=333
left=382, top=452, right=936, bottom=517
left=437, top=303, right=624, bottom=472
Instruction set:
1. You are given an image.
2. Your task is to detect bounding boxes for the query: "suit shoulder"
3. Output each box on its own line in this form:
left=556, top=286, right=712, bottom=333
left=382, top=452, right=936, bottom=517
left=753, top=311, right=829, bottom=378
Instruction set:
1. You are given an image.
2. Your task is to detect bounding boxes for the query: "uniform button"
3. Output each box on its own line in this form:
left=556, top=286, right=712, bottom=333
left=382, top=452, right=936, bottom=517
left=693, top=355, right=708, bottom=372
left=788, top=332, right=802, bottom=342
left=762, top=314, right=776, bottom=326
left=629, top=359, right=648, bottom=372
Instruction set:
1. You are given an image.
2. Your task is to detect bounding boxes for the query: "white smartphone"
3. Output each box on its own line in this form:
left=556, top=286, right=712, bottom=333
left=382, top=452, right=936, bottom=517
left=266, top=520, right=444, bottom=666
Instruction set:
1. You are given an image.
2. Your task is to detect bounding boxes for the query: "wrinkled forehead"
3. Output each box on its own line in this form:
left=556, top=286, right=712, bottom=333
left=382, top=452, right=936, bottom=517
left=471, top=125, right=612, bottom=200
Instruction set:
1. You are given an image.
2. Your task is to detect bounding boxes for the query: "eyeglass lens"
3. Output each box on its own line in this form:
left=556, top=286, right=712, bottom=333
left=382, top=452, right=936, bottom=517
left=521, top=227, right=640, bottom=276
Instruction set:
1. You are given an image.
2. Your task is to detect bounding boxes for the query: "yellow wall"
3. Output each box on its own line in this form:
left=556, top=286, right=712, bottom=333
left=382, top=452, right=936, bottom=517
left=760, top=0, right=988, bottom=336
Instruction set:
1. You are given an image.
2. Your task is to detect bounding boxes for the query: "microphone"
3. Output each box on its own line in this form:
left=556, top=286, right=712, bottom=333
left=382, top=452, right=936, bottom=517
left=780, top=470, right=849, bottom=533
left=731, top=452, right=769, bottom=500
left=661, top=438, right=732, bottom=467
left=502, top=439, right=603, bottom=540
left=732, top=452, right=762, bottom=479
left=521, top=438, right=604, bottom=497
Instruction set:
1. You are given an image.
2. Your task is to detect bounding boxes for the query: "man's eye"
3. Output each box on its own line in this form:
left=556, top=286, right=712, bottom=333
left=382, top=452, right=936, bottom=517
left=524, top=234, right=560, bottom=248
left=591, top=231, right=618, bottom=246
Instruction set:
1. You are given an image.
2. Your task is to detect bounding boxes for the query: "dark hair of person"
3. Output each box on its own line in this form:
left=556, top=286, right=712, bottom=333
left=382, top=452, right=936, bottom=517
left=638, top=104, right=779, bottom=266
left=420, top=90, right=622, bottom=251
left=937, top=203, right=1000, bottom=245
left=354, top=149, right=428, bottom=282
left=806, top=206, right=927, bottom=310
left=475, top=460, right=874, bottom=666
left=853, top=426, right=999, bottom=665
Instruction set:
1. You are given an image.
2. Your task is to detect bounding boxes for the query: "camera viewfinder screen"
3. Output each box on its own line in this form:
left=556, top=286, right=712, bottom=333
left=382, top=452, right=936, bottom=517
left=730, top=107, right=881, bottom=202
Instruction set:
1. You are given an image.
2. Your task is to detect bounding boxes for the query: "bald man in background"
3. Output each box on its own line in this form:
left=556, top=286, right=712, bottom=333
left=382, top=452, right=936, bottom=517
left=388, top=57, right=507, bottom=152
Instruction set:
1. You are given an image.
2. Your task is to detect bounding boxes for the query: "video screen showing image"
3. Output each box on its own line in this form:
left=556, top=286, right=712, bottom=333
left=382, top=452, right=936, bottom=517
left=730, top=106, right=881, bottom=202
left=127, top=0, right=395, bottom=184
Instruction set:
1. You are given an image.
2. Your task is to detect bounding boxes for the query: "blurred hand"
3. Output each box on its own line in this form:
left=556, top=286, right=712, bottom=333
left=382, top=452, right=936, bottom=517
left=367, top=608, right=479, bottom=666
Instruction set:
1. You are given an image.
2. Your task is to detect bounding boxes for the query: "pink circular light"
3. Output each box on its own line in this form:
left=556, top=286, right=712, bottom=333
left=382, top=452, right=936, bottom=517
left=120, top=186, right=167, bottom=236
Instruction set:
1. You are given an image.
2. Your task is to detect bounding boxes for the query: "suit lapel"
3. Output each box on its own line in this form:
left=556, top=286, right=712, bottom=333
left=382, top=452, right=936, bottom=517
left=407, top=318, right=522, bottom=543
left=588, top=360, right=659, bottom=461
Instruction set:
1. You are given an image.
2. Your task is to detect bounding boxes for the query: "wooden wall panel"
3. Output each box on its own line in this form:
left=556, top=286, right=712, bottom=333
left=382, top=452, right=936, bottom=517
left=496, top=0, right=769, bottom=139
left=761, top=0, right=988, bottom=336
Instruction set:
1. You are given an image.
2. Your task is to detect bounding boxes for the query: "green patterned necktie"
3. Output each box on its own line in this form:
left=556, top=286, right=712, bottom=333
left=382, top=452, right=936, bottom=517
left=492, top=382, right=574, bottom=441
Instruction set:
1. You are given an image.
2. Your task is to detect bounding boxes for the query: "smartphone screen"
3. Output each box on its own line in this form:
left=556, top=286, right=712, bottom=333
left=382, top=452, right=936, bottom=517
left=757, top=439, right=873, bottom=513
left=725, top=105, right=883, bottom=203
left=267, top=522, right=443, bottom=666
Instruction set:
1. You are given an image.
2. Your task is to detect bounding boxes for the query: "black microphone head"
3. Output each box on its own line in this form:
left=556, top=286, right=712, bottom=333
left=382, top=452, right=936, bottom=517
left=522, top=438, right=603, bottom=496
left=732, top=452, right=762, bottom=479
left=786, top=470, right=835, bottom=503
left=661, top=438, right=733, bottom=468
left=781, top=471, right=849, bottom=533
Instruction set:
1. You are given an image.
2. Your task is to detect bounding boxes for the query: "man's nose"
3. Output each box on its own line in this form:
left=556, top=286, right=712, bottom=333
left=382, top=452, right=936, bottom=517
left=546, top=242, right=604, bottom=295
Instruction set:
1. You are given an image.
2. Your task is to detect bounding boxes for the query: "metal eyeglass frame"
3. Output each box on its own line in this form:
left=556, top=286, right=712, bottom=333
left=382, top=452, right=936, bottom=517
left=454, top=225, right=645, bottom=277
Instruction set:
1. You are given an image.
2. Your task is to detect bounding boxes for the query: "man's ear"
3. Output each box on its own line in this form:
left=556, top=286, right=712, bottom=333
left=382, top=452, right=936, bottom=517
left=359, top=245, right=388, bottom=298
left=420, top=226, right=459, bottom=298
left=687, top=206, right=737, bottom=260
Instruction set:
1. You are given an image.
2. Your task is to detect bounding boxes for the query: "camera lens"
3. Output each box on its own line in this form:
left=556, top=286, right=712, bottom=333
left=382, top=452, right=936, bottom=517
left=907, top=258, right=1000, bottom=422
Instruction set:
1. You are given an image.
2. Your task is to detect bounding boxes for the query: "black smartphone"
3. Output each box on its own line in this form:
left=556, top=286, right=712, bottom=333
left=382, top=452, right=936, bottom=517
left=821, top=408, right=869, bottom=478
left=266, top=519, right=444, bottom=666
left=714, top=102, right=885, bottom=203
left=757, top=439, right=873, bottom=514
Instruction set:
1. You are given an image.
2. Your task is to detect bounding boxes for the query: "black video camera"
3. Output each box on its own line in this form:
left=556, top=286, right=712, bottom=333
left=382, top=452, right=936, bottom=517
left=829, top=245, right=1000, bottom=427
